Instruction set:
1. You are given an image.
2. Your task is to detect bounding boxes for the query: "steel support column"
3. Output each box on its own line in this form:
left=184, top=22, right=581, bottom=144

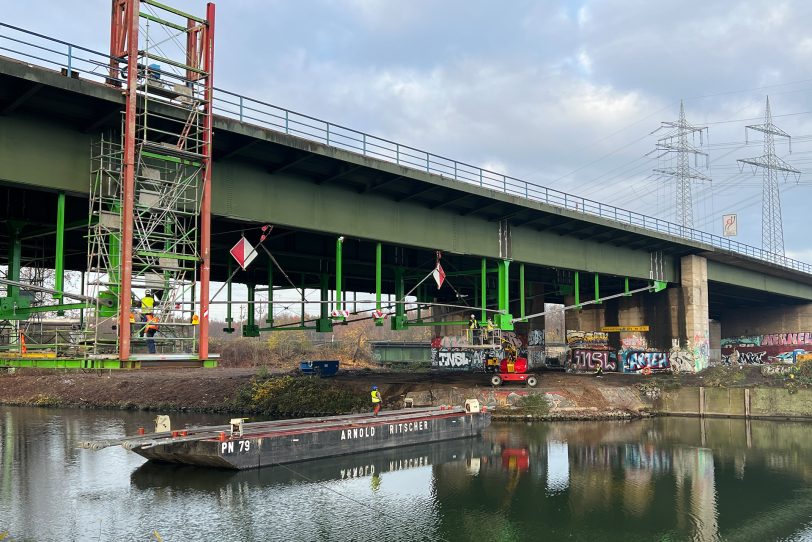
left=54, top=192, right=65, bottom=300
left=594, top=273, right=600, bottom=304
left=496, top=259, right=513, bottom=330
left=317, top=273, right=332, bottom=332
left=335, top=236, right=344, bottom=319
left=117, top=0, right=140, bottom=361
left=480, top=258, right=487, bottom=324
left=272, top=262, right=273, bottom=327
left=392, top=266, right=406, bottom=330
left=224, top=259, right=233, bottom=333
left=375, top=242, right=382, bottom=326
left=519, top=263, right=525, bottom=321
left=198, top=2, right=216, bottom=361
left=6, top=224, right=22, bottom=300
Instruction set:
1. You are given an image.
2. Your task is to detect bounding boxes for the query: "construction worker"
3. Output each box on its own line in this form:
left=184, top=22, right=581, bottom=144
left=371, top=385, right=382, bottom=416
left=145, top=314, right=159, bottom=354
left=141, top=289, right=155, bottom=316
left=469, top=314, right=480, bottom=344
left=485, top=318, right=495, bottom=343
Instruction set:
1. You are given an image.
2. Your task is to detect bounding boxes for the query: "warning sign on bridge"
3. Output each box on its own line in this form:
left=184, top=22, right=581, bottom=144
left=230, top=236, right=258, bottom=270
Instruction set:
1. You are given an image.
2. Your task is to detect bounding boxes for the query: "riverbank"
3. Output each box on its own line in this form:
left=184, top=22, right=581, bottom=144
left=0, top=365, right=804, bottom=421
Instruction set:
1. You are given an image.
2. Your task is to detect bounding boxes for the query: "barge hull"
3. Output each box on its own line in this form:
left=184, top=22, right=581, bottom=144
left=132, top=409, right=490, bottom=470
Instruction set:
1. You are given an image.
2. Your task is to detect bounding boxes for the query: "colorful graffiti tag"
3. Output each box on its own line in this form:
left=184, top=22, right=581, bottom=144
left=431, top=334, right=528, bottom=371
left=721, top=333, right=812, bottom=365
left=566, top=330, right=609, bottom=347
left=568, top=349, right=617, bottom=372
left=621, top=351, right=670, bottom=373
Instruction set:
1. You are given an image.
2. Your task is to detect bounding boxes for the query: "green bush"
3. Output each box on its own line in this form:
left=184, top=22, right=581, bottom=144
left=233, top=375, right=369, bottom=417
left=513, top=394, right=550, bottom=416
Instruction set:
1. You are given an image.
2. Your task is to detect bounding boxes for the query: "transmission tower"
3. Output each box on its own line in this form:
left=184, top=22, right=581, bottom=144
left=650, top=100, right=711, bottom=229
left=737, top=96, right=800, bottom=259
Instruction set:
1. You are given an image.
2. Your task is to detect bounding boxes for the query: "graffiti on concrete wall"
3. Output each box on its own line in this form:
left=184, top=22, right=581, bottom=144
left=566, top=330, right=609, bottom=347
left=502, top=331, right=525, bottom=349
left=431, top=334, right=528, bottom=371
left=621, top=334, right=648, bottom=350
left=690, top=332, right=710, bottom=372
left=621, top=351, right=670, bottom=373
left=669, top=348, right=694, bottom=374
left=568, top=349, right=617, bottom=372
left=528, top=329, right=544, bottom=346
left=528, top=347, right=546, bottom=369
left=721, top=332, right=812, bottom=365
left=721, top=336, right=762, bottom=347
left=432, top=348, right=485, bottom=370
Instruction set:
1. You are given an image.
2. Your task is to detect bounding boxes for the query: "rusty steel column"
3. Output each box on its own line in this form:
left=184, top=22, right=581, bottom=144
left=198, top=2, right=216, bottom=361
left=118, top=0, right=139, bottom=362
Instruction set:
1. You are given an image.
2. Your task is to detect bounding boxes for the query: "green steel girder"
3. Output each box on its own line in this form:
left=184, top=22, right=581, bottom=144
left=707, top=260, right=812, bottom=301
left=0, top=302, right=90, bottom=320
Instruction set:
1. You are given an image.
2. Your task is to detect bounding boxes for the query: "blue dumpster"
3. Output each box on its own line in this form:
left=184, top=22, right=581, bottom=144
left=299, top=359, right=340, bottom=377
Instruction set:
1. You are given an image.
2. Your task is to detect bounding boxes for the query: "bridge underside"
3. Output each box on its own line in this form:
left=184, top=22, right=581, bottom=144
left=0, top=179, right=806, bottom=318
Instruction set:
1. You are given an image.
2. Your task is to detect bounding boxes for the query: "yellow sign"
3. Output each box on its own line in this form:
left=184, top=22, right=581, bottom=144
left=601, top=325, right=650, bottom=332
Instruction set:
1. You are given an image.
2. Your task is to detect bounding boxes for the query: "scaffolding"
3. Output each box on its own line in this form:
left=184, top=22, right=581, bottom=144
left=84, top=0, right=214, bottom=361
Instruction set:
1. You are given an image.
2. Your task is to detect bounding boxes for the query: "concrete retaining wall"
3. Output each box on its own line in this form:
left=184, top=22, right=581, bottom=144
left=657, top=387, right=812, bottom=419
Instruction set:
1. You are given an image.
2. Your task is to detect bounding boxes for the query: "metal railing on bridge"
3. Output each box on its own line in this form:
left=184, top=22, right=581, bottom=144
left=2, top=22, right=811, bottom=275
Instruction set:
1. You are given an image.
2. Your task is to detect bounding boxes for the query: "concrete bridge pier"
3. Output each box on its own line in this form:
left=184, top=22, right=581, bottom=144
left=680, top=255, right=711, bottom=371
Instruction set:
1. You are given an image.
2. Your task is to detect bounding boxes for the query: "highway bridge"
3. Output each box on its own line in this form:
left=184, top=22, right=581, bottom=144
left=1, top=15, right=812, bottom=369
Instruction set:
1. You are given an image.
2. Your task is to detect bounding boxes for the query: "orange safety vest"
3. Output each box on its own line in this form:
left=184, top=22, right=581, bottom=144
left=146, top=314, right=160, bottom=332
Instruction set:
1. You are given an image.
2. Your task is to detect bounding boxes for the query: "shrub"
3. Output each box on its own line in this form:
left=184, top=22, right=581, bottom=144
left=513, top=394, right=550, bottom=416
left=233, top=375, right=368, bottom=417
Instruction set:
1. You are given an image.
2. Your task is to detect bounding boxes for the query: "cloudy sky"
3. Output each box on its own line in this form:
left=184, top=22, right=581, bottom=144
left=5, top=0, right=812, bottom=316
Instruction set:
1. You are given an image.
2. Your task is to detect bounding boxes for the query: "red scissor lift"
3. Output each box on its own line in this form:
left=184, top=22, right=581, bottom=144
left=489, top=343, right=538, bottom=388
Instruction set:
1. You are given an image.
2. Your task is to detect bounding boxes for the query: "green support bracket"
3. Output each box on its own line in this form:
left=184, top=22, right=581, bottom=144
left=653, top=280, right=668, bottom=293
left=266, top=265, right=274, bottom=325
left=495, top=259, right=514, bottom=330
left=625, top=277, right=631, bottom=296
left=481, top=258, right=487, bottom=324
left=375, top=242, right=383, bottom=326
left=574, top=271, right=581, bottom=308
left=519, top=263, right=526, bottom=321
left=594, top=273, right=601, bottom=304
left=243, top=284, right=260, bottom=337
left=54, top=192, right=65, bottom=302
left=391, top=266, right=407, bottom=331
left=316, top=273, right=333, bottom=332
left=223, top=259, right=234, bottom=333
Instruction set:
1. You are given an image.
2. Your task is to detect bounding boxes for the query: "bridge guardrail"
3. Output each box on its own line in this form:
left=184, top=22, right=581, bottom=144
left=1, top=22, right=810, bottom=275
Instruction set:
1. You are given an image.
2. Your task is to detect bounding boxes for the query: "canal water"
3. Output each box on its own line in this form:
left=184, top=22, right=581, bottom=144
left=3, top=407, right=812, bottom=541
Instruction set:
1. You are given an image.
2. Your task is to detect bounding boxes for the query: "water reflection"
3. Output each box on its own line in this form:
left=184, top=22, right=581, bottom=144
left=4, top=407, right=812, bottom=541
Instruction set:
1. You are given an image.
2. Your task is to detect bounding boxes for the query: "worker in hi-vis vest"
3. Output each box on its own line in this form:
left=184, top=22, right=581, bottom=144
left=145, top=314, right=159, bottom=354
left=371, top=386, right=382, bottom=416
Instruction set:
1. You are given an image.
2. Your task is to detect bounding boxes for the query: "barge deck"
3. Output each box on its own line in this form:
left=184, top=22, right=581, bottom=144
left=80, top=405, right=491, bottom=470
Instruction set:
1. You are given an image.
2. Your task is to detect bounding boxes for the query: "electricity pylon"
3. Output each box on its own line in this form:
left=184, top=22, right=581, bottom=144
left=737, top=96, right=801, bottom=259
left=650, top=100, right=711, bottom=229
